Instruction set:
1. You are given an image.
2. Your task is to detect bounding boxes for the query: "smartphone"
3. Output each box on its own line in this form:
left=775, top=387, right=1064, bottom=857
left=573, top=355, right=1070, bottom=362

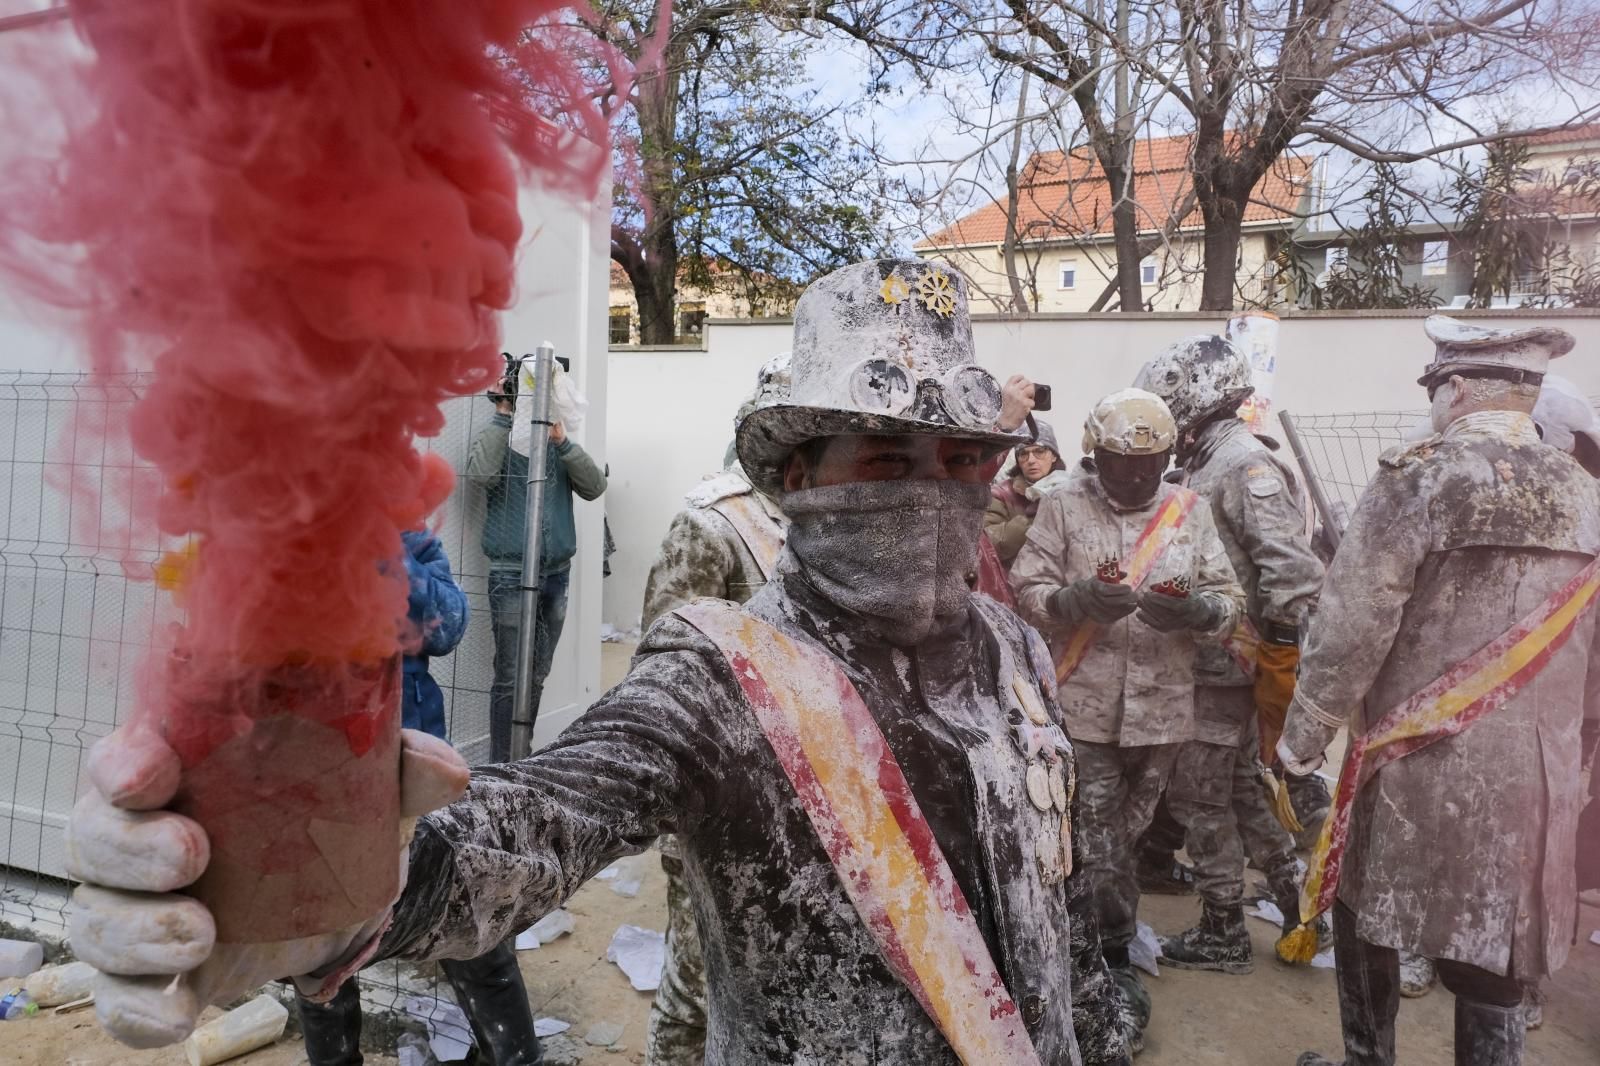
left=1033, top=383, right=1053, bottom=411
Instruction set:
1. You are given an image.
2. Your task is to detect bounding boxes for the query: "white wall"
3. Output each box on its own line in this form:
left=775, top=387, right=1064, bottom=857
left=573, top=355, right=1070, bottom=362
left=604, top=308, right=1600, bottom=629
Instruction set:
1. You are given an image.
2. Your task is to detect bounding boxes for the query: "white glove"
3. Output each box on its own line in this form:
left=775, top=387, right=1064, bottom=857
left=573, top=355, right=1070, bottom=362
left=64, top=721, right=468, bottom=1049
left=1276, top=736, right=1325, bottom=777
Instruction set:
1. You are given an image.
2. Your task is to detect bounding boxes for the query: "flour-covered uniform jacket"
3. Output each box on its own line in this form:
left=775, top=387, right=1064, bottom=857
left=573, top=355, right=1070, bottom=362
left=1011, top=478, right=1243, bottom=746
left=377, top=559, right=1122, bottom=1066
left=641, top=466, right=788, bottom=629
left=1294, top=412, right=1600, bottom=980
left=1182, top=420, right=1324, bottom=736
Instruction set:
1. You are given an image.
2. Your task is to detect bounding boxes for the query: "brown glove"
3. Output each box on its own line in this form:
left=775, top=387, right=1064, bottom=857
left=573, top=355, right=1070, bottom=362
left=1255, top=640, right=1300, bottom=765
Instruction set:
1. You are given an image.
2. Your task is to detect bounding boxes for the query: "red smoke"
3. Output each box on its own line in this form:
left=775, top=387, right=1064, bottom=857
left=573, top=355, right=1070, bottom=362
left=2, top=0, right=608, bottom=668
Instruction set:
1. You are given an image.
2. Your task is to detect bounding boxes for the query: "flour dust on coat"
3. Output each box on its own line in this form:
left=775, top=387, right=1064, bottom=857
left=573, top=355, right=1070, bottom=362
left=1285, top=411, right=1600, bottom=979
left=377, top=556, right=1127, bottom=1065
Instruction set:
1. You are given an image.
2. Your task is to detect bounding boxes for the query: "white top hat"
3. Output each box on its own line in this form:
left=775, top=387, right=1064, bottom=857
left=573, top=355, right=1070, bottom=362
left=736, top=259, right=1022, bottom=495
left=1418, top=315, right=1575, bottom=387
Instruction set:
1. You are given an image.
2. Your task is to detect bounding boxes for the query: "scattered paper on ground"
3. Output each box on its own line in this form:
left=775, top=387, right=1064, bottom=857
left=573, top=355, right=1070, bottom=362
left=606, top=924, right=666, bottom=991
left=1249, top=899, right=1286, bottom=926
left=595, top=854, right=649, bottom=898
left=1131, top=921, right=1163, bottom=977
left=516, top=908, right=577, bottom=950
left=1312, top=948, right=1337, bottom=969
left=404, top=994, right=473, bottom=1062
left=535, top=1017, right=572, bottom=1037
left=1591, top=929, right=1600, bottom=946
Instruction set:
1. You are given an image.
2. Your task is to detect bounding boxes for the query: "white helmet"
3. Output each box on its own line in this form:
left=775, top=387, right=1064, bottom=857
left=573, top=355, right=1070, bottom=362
left=1133, top=335, right=1254, bottom=433
left=1082, top=388, right=1177, bottom=456
left=1532, top=373, right=1600, bottom=455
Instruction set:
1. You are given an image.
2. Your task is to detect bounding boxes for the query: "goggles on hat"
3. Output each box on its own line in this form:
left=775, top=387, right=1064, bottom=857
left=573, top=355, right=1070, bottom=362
left=847, top=358, right=1004, bottom=432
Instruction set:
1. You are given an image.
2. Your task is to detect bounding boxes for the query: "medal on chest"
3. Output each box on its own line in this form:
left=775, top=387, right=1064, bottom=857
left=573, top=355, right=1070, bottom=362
left=1011, top=673, right=1076, bottom=884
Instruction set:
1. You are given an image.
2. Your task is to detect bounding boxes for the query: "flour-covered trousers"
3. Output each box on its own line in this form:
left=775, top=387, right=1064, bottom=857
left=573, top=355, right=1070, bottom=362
left=1073, top=739, right=1181, bottom=949
left=1167, top=687, right=1299, bottom=908
left=647, top=848, right=707, bottom=1065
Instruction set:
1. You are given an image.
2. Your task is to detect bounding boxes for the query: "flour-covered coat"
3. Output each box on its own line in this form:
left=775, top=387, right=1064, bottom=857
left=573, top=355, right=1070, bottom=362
left=378, top=560, right=1126, bottom=1065
left=642, top=466, right=788, bottom=629
left=1182, top=419, right=1323, bottom=739
left=1010, top=478, right=1243, bottom=746
left=1287, top=411, right=1600, bottom=979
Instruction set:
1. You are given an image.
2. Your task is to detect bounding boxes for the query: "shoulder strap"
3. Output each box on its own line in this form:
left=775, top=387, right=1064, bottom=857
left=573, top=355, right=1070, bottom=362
left=707, top=493, right=785, bottom=580
left=676, top=600, right=1044, bottom=1066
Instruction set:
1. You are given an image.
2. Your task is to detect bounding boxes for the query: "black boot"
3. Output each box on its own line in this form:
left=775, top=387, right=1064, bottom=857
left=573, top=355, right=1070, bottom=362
left=1455, top=999, right=1524, bottom=1066
left=441, top=941, right=544, bottom=1066
left=1159, top=903, right=1253, bottom=975
left=1295, top=902, right=1397, bottom=1066
left=296, top=978, right=364, bottom=1066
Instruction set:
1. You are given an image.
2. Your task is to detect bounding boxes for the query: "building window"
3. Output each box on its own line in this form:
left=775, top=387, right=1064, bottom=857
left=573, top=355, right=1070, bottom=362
left=1058, top=260, right=1077, bottom=290
left=1140, top=258, right=1157, bottom=285
left=677, top=301, right=707, bottom=340
left=608, top=307, right=631, bottom=345
left=1422, top=240, right=1449, bottom=276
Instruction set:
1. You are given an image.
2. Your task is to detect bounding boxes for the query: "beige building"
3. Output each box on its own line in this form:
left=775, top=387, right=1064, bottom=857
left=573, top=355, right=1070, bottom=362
left=607, top=263, right=793, bottom=346
left=915, top=134, right=1315, bottom=312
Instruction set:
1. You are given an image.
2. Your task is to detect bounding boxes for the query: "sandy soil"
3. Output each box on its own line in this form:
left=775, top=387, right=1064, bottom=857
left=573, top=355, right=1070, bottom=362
left=9, top=640, right=1598, bottom=1064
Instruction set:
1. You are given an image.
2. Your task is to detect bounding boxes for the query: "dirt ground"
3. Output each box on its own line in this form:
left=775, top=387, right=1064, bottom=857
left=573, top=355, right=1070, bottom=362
left=8, top=640, right=1599, bottom=1064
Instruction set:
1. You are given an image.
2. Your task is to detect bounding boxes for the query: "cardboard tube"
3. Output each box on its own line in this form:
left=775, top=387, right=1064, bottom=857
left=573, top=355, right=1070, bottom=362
left=163, top=657, right=401, bottom=943
left=23, top=961, right=96, bottom=1006
left=183, top=995, right=289, bottom=1066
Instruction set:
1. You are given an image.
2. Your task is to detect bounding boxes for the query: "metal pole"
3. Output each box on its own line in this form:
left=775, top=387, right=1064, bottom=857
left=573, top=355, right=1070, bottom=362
left=509, top=343, right=556, bottom=760
left=1278, top=410, right=1342, bottom=553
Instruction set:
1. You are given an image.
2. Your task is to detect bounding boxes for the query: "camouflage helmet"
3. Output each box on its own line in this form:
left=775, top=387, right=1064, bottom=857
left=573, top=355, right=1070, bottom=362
left=1133, top=334, right=1254, bottom=433
left=1082, top=388, right=1177, bottom=456
left=734, top=350, right=793, bottom=428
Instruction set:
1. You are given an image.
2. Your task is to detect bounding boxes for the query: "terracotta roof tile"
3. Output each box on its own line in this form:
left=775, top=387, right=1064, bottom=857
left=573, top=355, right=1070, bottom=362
left=1515, top=122, right=1600, bottom=147
left=917, top=133, right=1312, bottom=249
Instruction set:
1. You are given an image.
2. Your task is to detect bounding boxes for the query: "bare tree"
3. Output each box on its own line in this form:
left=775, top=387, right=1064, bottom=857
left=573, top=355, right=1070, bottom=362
left=595, top=0, right=891, bottom=343
left=1126, top=0, right=1600, bottom=309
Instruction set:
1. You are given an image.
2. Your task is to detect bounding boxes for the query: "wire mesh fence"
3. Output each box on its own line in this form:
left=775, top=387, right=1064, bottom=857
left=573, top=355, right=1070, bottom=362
left=1277, top=409, right=1426, bottom=541
left=0, top=369, right=548, bottom=1034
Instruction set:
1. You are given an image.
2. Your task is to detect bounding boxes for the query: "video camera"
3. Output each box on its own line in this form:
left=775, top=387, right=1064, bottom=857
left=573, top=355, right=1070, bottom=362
left=486, top=350, right=574, bottom=405
left=486, top=351, right=519, bottom=405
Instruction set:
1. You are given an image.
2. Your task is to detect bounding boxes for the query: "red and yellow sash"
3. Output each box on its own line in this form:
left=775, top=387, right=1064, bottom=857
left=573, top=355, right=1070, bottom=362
left=1055, top=488, right=1200, bottom=685
left=678, top=601, right=1044, bottom=1066
left=1300, top=553, right=1600, bottom=924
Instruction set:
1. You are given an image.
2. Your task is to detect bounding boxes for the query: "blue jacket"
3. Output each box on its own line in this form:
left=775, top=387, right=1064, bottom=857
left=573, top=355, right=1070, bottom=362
left=401, top=530, right=469, bottom=740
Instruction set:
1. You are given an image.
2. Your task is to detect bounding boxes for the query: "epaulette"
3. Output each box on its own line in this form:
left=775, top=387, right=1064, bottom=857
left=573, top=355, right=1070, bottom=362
left=685, top=470, right=753, bottom=509
left=1379, top=434, right=1443, bottom=469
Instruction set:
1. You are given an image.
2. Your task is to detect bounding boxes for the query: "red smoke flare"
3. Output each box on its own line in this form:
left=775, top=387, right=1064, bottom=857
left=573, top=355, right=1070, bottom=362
left=0, top=0, right=617, bottom=941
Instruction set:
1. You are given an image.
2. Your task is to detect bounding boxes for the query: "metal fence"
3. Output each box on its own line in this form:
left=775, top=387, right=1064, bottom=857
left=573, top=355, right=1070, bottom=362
left=0, top=369, right=532, bottom=1032
left=1278, top=409, right=1426, bottom=542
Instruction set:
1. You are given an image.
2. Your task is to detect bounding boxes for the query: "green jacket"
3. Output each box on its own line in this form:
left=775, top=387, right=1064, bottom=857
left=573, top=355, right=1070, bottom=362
left=465, top=413, right=607, bottom=572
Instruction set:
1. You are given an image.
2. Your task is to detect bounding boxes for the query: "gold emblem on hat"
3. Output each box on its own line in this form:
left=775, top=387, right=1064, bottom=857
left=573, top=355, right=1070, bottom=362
left=916, top=269, right=956, bottom=318
left=880, top=273, right=911, bottom=306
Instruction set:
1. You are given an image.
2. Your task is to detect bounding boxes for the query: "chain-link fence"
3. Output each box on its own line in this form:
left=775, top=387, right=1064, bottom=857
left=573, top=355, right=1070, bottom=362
left=0, top=369, right=540, bottom=1036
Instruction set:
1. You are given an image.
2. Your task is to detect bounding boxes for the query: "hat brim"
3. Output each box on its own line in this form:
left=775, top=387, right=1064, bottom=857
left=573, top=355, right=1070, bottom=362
left=1416, top=361, right=1553, bottom=388
left=736, top=403, right=1025, bottom=497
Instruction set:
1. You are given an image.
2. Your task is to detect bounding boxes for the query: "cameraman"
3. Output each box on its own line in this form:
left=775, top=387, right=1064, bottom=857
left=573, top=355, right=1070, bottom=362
left=466, top=375, right=607, bottom=763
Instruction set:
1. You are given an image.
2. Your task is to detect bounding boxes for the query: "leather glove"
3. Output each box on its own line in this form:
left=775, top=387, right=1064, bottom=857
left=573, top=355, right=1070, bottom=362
left=64, top=722, right=468, bottom=1048
left=1050, top=578, right=1137, bottom=625
left=1254, top=640, right=1300, bottom=764
left=1135, top=590, right=1225, bottom=633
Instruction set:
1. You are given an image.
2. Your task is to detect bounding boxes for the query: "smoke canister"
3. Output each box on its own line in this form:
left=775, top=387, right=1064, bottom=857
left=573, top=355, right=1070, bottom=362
left=161, top=656, right=401, bottom=942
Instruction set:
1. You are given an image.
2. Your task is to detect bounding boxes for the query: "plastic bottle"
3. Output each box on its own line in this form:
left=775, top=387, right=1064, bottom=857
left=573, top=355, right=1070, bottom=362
left=0, top=990, right=38, bottom=1020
